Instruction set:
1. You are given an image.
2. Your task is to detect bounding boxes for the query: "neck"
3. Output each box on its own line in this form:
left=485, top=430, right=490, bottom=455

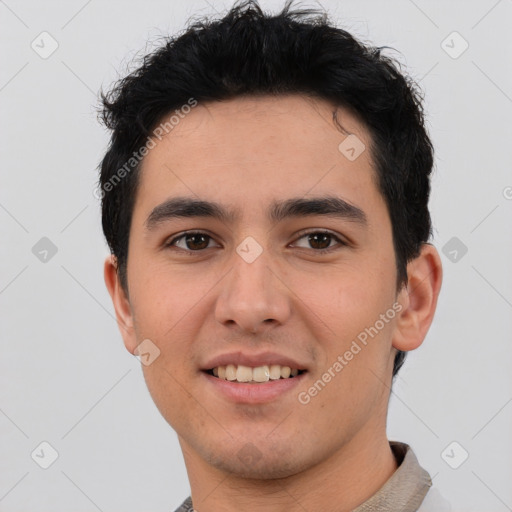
left=179, top=427, right=398, bottom=512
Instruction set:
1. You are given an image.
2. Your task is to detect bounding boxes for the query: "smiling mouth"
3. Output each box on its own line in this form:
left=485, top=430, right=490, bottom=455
left=204, top=364, right=307, bottom=384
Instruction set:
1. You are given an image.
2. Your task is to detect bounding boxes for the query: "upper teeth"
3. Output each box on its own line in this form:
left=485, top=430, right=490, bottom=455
left=212, top=364, right=300, bottom=382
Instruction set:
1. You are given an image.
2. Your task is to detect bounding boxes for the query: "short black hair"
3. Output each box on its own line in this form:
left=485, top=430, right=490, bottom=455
left=97, top=0, right=434, bottom=378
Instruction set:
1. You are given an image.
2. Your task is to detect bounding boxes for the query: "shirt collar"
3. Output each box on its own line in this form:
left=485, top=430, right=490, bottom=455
left=352, top=441, right=432, bottom=512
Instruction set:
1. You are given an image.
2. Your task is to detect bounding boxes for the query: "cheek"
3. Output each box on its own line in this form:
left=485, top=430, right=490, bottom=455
left=303, top=264, right=392, bottom=336
left=140, top=362, right=188, bottom=432
left=128, top=259, right=218, bottom=374
left=299, top=259, right=397, bottom=380
left=128, top=257, right=198, bottom=329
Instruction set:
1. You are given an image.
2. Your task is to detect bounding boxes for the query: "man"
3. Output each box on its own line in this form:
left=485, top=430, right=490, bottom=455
left=98, top=0, right=448, bottom=510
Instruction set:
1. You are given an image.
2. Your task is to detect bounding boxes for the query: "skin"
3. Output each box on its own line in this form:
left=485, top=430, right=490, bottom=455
left=104, top=94, right=443, bottom=512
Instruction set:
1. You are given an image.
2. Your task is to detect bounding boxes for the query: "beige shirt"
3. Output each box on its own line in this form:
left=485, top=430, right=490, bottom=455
left=172, top=441, right=451, bottom=512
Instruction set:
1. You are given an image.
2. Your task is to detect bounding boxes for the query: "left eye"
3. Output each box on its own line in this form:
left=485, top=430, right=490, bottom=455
left=292, top=231, right=345, bottom=252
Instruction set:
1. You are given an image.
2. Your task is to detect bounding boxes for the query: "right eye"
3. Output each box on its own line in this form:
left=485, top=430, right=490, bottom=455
left=164, top=231, right=221, bottom=252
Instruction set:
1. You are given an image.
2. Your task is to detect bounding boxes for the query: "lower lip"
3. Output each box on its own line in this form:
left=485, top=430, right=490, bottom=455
left=201, top=371, right=307, bottom=404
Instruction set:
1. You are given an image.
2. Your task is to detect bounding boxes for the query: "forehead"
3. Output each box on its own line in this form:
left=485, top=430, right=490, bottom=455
left=146, top=94, right=372, bottom=165
left=134, top=94, right=382, bottom=222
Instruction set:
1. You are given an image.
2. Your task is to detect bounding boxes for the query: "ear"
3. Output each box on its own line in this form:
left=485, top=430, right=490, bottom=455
left=392, top=243, right=443, bottom=352
left=103, top=254, right=138, bottom=355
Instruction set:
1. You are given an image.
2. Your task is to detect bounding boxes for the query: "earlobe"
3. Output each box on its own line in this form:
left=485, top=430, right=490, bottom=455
left=392, top=243, right=443, bottom=352
left=103, top=255, right=138, bottom=354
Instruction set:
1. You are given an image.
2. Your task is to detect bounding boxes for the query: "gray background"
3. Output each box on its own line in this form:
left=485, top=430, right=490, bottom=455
left=1, top=0, right=511, bottom=510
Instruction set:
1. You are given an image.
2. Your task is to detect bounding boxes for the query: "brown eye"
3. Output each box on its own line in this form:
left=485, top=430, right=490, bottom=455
left=166, top=231, right=218, bottom=251
left=183, top=233, right=210, bottom=250
left=307, top=232, right=332, bottom=250
left=293, top=230, right=346, bottom=253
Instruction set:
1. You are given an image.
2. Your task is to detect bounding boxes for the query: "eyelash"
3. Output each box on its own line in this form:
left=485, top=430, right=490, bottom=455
left=164, top=229, right=347, bottom=255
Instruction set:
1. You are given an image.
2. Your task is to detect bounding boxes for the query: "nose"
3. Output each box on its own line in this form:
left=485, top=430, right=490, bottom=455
left=214, top=245, right=292, bottom=335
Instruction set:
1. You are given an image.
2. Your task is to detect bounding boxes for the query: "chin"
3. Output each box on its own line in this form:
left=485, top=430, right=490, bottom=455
left=211, top=452, right=306, bottom=480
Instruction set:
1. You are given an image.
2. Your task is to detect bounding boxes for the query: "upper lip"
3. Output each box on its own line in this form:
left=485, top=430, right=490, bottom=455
left=202, top=351, right=308, bottom=371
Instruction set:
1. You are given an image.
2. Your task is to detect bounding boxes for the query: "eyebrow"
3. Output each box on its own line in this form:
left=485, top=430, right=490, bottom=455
left=144, top=195, right=367, bottom=232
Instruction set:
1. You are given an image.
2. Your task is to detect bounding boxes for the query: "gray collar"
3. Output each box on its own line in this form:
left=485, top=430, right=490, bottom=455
left=353, top=442, right=432, bottom=512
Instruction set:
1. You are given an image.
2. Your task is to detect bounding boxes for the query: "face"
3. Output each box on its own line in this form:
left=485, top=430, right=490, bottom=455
left=112, top=95, right=408, bottom=479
